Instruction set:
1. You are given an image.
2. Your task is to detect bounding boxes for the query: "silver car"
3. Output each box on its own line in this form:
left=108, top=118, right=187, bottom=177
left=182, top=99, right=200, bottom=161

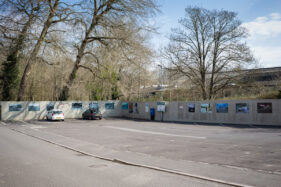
left=46, top=109, right=64, bottom=121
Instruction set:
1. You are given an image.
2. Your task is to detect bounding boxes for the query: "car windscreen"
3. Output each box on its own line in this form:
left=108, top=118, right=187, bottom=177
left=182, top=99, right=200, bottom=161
left=53, top=111, right=63, bottom=114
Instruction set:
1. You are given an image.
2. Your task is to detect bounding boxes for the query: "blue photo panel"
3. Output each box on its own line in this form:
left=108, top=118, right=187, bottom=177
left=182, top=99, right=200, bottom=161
left=28, top=103, right=40, bottom=111
left=105, top=102, right=114, bottom=110
left=122, top=102, right=128, bottom=110
left=89, top=102, right=99, bottom=110
left=236, top=103, right=249, bottom=113
left=72, top=102, right=82, bottom=110
left=9, top=104, right=22, bottom=111
left=216, top=103, right=228, bottom=113
left=47, top=103, right=55, bottom=111
left=201, top=103, right=212, bottom=113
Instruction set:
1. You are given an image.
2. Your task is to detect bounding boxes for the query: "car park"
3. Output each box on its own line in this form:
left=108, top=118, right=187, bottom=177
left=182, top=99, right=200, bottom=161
left=46, top=109, right=64, bottom=121
left=82, top=108, right=102, bottom=120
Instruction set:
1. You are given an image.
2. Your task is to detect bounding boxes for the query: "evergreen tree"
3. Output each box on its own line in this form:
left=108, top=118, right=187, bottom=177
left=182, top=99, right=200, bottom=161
left=1, top=52, right=20, bottom=100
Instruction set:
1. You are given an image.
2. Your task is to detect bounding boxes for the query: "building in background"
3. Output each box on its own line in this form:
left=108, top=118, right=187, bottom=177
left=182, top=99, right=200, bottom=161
left=130, top=66, right=281, bottom=101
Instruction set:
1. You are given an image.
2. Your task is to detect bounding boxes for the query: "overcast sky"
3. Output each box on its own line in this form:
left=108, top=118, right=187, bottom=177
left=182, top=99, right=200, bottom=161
left=152, top=0, right=281, bottom=68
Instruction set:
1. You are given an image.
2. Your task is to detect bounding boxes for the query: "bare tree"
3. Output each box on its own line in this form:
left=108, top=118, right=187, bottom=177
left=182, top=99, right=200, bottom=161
left=74, top=20, right=155, bottom=101
left=17, top=0, right=75, bottom=101
left=0, top=0, right=43, bottom=100
left=163, top=7, right=254, bottom=100
left=58, top=0, right=158, bottom=100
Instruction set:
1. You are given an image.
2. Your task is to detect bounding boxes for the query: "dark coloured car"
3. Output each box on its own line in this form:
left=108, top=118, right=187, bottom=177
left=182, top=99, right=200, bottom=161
left=82, top=109, right=102, bottom=120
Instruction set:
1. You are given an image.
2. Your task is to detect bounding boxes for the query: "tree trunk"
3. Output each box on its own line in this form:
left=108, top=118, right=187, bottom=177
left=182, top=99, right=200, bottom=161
left=17, top=0, right=59, bottom=101
left=58, top=36, right=89, bottom=100
left=209, top=37, right=219, bottom=100
left=209, top=61, right=216, bottom=100
left=59, top=63, right=80, bottom=100
left=58, top=0, right=117, bottom=100
left=58, top=10, right=99, bottom=100
left=200, top=68, right=207, bottom=100
left=201, top=85, right=207, bottom=100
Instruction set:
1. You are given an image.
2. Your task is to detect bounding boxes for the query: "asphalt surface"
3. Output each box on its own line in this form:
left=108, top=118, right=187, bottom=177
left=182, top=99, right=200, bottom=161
left=1, top=118, right=281, bottom=186
left=0, top=124, right=225, bottom=187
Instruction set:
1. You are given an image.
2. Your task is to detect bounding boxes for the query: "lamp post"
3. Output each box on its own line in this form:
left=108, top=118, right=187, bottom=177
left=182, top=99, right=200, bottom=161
left=157, top=64, right=163, bottom=101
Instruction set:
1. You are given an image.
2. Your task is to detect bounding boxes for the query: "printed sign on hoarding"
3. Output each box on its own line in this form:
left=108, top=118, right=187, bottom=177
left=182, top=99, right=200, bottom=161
left=257, top=103, right=272, bottom=113
left=122, top=102, right=128, bottom=110
left=72, top=103, right=82, bottom=110
left=157, top=102, right=165, bottom=112
left=89, top=102, right=99, bottom=110
left=216, top=103, right=228, bottom=113
left=188, top=104, right=195, bottom=112
left=236, top=103, right=249, bottom=113
left=135, top=103, right=139, bottom=113
left=129, top=102, right=133, bottom=113
left=105, top=102, right=114, bottom=110
left=9, top=104, right=22, bottom=111
left=28, top=103, right=40, bottom=111
left=201, top=103, right=212, bottom=113
left=145, top=103, right=149, bottom=113
left=47, top=103, right=55, bottom=111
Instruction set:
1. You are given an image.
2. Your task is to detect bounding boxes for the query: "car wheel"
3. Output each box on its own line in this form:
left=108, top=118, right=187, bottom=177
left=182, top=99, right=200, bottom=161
left=99, top=117, right=102, bottom=120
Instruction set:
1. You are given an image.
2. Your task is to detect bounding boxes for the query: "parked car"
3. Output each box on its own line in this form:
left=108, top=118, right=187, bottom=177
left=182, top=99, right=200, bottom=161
left=46, top=109, right=64, bottom=121
left=82, top=108, right=102, bottom=120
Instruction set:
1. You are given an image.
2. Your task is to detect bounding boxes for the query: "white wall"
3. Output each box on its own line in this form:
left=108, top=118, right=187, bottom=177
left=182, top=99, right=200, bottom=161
left=1, top=100, right=281, bottom=126
left=0, top=101, right=122, bottom=120
left=121, top=100, right=281, bottom=126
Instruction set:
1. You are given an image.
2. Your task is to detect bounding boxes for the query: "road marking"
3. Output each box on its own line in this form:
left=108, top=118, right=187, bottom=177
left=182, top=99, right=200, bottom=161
left=30, top=126, right=46, bottom=129
left=104, top=126, right=206, bottom=139
left=19, top=120, right=46, bottom=129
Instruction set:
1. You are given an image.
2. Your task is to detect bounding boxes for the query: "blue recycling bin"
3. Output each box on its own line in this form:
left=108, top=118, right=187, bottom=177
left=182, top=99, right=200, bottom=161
left=150, top=108, right=155, bottom=120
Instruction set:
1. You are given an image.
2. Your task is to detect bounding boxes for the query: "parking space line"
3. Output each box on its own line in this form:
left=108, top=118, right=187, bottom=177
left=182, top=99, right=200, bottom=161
left=19, top=120, right=46, bottom=129
left=104, top=126, right=206, bottom=139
